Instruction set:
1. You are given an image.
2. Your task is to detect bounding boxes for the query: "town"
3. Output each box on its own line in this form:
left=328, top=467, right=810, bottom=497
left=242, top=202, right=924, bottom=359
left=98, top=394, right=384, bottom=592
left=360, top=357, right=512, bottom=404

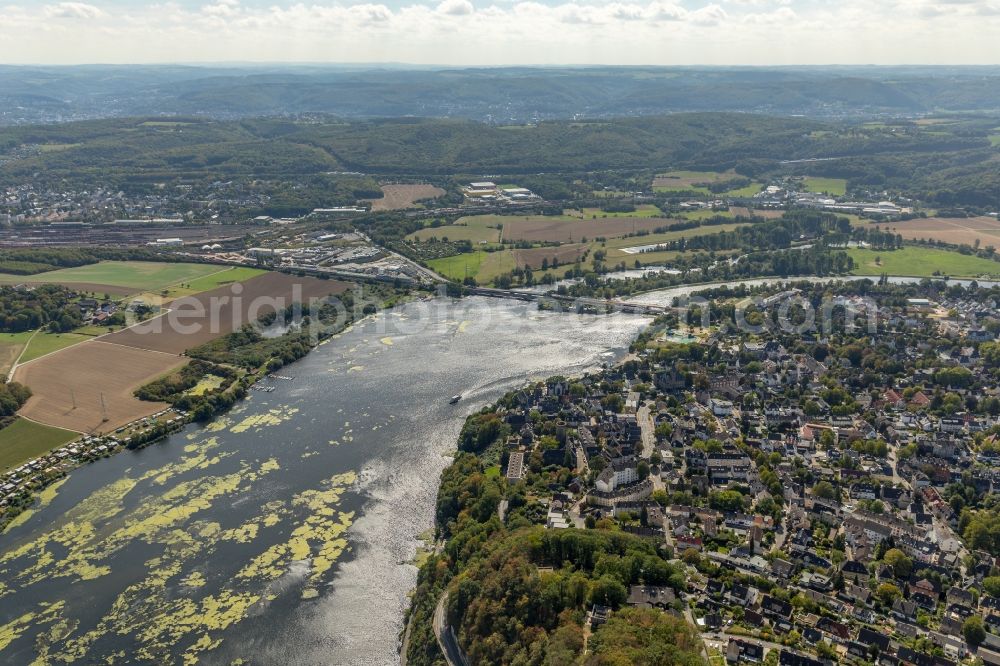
left=434, top=279, right=1000, bottom=666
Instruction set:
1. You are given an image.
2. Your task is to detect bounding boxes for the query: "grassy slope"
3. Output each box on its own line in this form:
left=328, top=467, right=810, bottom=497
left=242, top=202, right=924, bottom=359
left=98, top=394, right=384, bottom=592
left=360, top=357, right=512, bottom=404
left=803, top=176, right=848, bottom=196
left=154, top=266, right=266, bottom=299
left=0, top=331, right=34, bottom=376
left=0, top=261, right=225, bottom=293
left=407, top=224, right=501, bottom=243
left=19, top=332, right=92, bottom=363
left=0, top=418, right=78, bottom=471
left=428, top=250, right=518, bottom=283
left=652, top=170, right=761, bottom=197
left=849, top=247, right=1000, bottom=277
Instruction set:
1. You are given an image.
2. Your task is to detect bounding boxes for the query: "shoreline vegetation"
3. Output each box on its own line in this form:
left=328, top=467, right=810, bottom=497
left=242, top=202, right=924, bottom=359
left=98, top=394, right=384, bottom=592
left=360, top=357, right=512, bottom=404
left=0, top=279, right=416, bottom=532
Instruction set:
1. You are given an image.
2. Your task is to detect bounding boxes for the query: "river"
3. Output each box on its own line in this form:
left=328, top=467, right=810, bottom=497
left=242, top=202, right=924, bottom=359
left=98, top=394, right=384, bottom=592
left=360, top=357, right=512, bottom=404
left=0, top=296, right=649, bottom=665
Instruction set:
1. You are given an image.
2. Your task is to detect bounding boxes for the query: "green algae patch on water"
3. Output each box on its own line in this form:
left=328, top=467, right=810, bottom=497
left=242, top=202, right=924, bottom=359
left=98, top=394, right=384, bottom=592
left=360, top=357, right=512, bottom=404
left=236, top=472, right=356, bottom=585
left=2, top=509, right=34, bottom=534
left=0, top=601, right=65, bottom=652
left=181, top=571, right=207, bottom=589
left=0, top=426, right=361, bottom=665
left=230, top=408, right=299, bottom=434
left=1, top=477, right=69, bottom=536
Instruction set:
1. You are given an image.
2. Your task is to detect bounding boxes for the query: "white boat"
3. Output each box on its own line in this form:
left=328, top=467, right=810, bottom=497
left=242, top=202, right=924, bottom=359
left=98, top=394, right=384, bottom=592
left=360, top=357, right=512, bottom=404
left=449, top=395, right=462, bottom=404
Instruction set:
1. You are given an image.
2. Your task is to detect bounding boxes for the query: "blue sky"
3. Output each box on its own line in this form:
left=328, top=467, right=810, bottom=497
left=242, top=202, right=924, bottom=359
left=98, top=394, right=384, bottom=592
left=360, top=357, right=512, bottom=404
left=1, top=0, right=998, bottom=65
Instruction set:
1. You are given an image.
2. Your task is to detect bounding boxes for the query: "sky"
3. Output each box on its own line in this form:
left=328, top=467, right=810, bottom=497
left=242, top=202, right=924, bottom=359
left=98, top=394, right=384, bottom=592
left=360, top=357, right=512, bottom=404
left=1, top=0, right=999, bottom=66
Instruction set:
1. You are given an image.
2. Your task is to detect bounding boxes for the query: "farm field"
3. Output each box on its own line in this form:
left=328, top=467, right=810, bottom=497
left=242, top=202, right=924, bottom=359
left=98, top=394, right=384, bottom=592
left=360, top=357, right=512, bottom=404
left=407, top=223, right=501, bottom=243
left=0, top=418, right=78, bottom=471
left=427, top=247, right=587, bottom=283
left=102, top=272, right=350, bottom=355
left=0, top=261, right=226, bottom=294
left=74, top=324, right=122, bottom=336
left=428, top=250, right=516, bottom=283
left=602, top=222, right=750, bottom=254
left=890, top=216, right=1000, bottom=248
left=0, top=332, right=33, bottom=377
left=677, top=209, right=736, bottom=221
left=511, top=244, right=588, bottom=270
left=729, top=207, right=784, bottom=220
left=848, top=246, right=1000, bottom=278
left=366, top=184, right=445, bottom=211
left=18, top=332, right=92, bottom=364
left=652, top=170, right=761, bottom=196
left=802, top=177, right=848, bottom=196
left=490, top=215, right=677, bottom=243
left=133, top=266, right=267, bottom=305
left=989, top=134, right=1000, bottom=147
left=572, top=205, right=665, bottom=218
left=427, top=219, right=750, bottom=282
left=13, top=341, right=186, bottom=433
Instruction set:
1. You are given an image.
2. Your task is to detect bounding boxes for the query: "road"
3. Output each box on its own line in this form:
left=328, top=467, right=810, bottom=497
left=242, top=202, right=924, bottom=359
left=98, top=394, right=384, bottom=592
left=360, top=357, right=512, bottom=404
left=637, top=402, right=656, bottom=460
left=433, top=591, right=469, bottom=666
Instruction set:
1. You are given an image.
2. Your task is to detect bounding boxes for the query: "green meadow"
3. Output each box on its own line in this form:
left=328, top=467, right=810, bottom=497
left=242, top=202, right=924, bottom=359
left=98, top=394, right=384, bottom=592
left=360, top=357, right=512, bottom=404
left=849, top=247, right=1000, bottom=278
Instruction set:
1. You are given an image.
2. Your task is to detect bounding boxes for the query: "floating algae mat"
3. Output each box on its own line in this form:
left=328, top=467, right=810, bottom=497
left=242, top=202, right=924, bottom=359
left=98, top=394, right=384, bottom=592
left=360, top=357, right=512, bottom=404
left=0, top=397, right=360, bottom=664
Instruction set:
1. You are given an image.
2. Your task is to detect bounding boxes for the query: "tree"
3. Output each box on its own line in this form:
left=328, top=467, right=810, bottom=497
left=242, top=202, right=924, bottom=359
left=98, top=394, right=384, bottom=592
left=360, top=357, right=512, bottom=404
left=681, top=549, right=702, bottom=566
left=812, top=481, right=838, bottom=500
left=590, top=575, right=627, bottom=608
left=637, top=461, right=650, bottom=481
left=883, top=548, right=913, bottom=579
left=983, top=575, right=1000, bottom=598
left=709, top=489, right=746, bottom=513
left=816, top=641, right=837, bottom=660
left=876, top=582, right=901, bottom=606
left=587, top=607, right=704, bottom=665
left=963, top=615, right=986, bottom=647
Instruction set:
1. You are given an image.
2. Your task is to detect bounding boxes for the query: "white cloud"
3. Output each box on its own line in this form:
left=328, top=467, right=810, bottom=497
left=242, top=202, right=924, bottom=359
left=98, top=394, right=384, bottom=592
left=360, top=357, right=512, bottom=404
left=1, top=0, right=999, bottom=65
left=202, top=0, right=240, bottom=18
left=43, top=2, right=105, bottom=20
left=437, top=0, right=474, bottom=15
left=689, top=3, right=727, bottom=25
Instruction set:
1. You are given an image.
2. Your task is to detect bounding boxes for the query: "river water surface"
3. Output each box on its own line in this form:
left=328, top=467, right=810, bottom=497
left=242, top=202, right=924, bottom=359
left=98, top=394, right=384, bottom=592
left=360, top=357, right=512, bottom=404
left=0, top=296, right=649, bottom=665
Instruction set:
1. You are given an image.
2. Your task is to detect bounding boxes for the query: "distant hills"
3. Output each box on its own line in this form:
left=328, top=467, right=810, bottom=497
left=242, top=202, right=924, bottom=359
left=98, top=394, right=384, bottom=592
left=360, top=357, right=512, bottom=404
left=3, top=65, right=1000, bottom=125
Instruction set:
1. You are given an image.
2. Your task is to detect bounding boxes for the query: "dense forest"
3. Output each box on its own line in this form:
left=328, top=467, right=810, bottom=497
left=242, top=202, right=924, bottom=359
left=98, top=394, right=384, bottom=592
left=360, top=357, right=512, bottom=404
left=2, top=113, right=998, bottom=206
left=0, top=284, right=82, bottom=332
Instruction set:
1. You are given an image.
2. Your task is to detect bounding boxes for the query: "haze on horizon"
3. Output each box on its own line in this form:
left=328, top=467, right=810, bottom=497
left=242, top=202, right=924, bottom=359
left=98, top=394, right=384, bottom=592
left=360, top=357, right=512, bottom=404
left=1, top=0, right=999, bottom=66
